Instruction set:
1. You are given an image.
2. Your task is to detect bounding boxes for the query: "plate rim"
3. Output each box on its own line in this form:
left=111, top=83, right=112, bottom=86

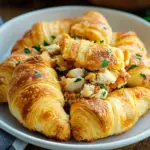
left=0, top=5, right=150, bottom=150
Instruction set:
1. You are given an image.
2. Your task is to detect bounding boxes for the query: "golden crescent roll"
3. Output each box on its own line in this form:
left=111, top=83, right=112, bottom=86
left=70, top=11, right=112, bottom=44
left=12, top=11, right=112, bottom=53
left=70, top=87, right=150, bottom=141
left=7, top=51, right=70, bottom=140
left=0, top=48, right=39, bottom=102
left=127, top=66, right=150, bottom=88
left=59, top=35, right=124, bottom=70
left=112, top=32, right=147, bottom=67
left=12, top=19, right=73, bottom=53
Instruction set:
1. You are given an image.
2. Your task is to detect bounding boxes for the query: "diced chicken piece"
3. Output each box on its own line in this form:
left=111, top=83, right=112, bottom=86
left=85, top=72, right=96, bottom=82
left=61, top=77, right=85, bottom=92
left=96, top=69, right=118, bottom=84
left=46, top=44, right=60, bottom=55
left=80, top=84, right=94, bottom=97
left=92, top=89, right=108, bottom=99
left=66, top=68, right=85, bottom=78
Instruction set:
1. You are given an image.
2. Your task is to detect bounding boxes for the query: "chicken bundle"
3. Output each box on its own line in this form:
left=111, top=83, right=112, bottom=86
left=0, top=10, right=150, bottom=142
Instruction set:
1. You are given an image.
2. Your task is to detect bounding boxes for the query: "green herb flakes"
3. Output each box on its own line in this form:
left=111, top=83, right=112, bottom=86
left=118, top=85, right=125, bottom=90
left=32, top=45, right=41, bottom=52
left=140, top=73, right=146, bottom=79
left=24, top=48, right=30, bottom=54
left=102, top=91, right=107, bottom=97
left=128, top=65, right=137, bottom=70
left=101, top=60, right=109, bottom=68
left=43, top=40, right=49, bottom=46
left=74, top=78, right=82, bottom=82
left=100, top=40, right=104, bottom=43
left=16, top=60, right=21, bottom=65
left=141, top=48, right=145, bottom=51
left=108, top=48, right=112, bottom=53
left=136, top=54, right=142, bottom=59
left=71, top=36, right=76, bottom=39
left=94, top=40, right=97, bottom=43
left=51, top=35, right=56, bottom=39
left=35, top=72, right=41, bottom=77
left=100, top=84, right=105, bottom=89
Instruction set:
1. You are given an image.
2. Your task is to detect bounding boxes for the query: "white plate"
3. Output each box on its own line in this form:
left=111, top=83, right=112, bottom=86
left=0, top=6, right=150, bottom=150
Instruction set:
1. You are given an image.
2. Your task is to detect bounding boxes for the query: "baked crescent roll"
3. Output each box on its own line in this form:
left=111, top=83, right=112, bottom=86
left=12, top=11, right=112, bottom=53
left=0, top=48, right=39, bottom=102
left=112, top=32, right=147, bottom=67
left=70, top=87, right=150, bottom=141
left=127, top=66, right=150, bottom=88
left=60, top=35, right=124, bottom=70
left=12, top=19, right=73, bottom=53
left=8, top=51, right=70, bottom=140
left=70, top=11, right=112, bottom=44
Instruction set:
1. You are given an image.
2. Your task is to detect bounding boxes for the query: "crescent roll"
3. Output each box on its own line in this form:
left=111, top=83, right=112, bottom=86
left=70, top=87, right=150, bottom=141
left=112, top=32, right=147, bottom=67
left=59, top=35, right=124, bottom=70
left=8, top=51, right=70, bottom=140
left=127, top=66, right=150, bottom=88
left=70, top=11, right=112, bottom=44
left=12, top=19, right=73, bottom=53
left=12, top=11, right=112, bottom=53
left=0, top=48, right=39, bottom=102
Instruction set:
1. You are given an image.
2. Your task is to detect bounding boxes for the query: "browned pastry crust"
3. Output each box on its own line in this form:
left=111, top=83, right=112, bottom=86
left=59, top=34, right=124, bottom=70
left=0, top=48, right=39, bottom=102
left=8, top=52, right=70, bottom=140
left=70, top=87, right=150, bottom=141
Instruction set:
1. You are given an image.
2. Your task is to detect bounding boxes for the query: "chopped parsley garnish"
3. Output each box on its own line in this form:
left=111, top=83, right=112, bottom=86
left=140, top=73, right=146, bottom=79
left=94, top=40, right=97, bottom=43
left=71, top=36, right=76, bottom=39
left=118, top=85, right=125, bottom=89
left=16, top=60, right=21, bottom=65
left=108, top=48, right=112, bottom=53
left=35, top=72, right=41, bottom=77
left=100, top=84, right=105, bottom=89
left=136, top=54, right=142, bottom=59
left=100, top=40, right=104, bottom=43
left=101, top=60, right=109, bottom=68
left=74, top=78, right=82, bottom=82
left=103, top=27, right=107, bottom=30
left=24, top=48, right=30, bottom=54
left=43, top=40, right=49, bottom=46
left=128, top=65, right=137, bottom=70
left=51, top=35, right=56, bottom=39
left=32, top=45, right=41, bottom=52
left=102, top=91, right=107, bottom=97
left=141, top=48, right=145, bottom=51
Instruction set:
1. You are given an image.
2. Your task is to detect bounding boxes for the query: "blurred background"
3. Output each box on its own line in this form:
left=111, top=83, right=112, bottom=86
left=0, top=0, right=150, bottom=22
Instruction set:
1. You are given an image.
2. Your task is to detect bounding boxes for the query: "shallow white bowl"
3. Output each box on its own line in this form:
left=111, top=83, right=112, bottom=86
left=0, top=6, right=150, bottom=150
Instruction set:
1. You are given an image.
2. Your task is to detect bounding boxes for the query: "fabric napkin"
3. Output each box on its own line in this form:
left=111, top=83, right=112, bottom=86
left=0, top=129, right=27, bottom=150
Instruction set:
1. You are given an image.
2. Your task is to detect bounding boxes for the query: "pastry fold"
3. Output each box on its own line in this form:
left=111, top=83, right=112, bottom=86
left=12, top=19, right=73, bottom=53
left=12, top=11, right=112, bottom=53
left=60, top=35, right=124, bottom=70
left=70, top=11, right=112, bottom=44
left=8, top=52, right=70, bottom=140
left=70, top=87, right=150, bottom=141
left=0, top=48, right=39, bottom=102
left=112, top=32, right=147, bottom=67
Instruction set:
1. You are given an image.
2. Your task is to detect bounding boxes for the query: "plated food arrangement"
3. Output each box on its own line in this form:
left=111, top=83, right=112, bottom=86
left=0, top=10, right=150, bottom=142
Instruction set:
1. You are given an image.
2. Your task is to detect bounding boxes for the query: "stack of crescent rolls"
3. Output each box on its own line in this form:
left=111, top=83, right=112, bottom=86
left=0, top=10, right=150, bottom=141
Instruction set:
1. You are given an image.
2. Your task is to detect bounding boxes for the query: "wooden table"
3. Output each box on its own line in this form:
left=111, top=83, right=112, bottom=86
left=0, top=4, right=150, bottom=150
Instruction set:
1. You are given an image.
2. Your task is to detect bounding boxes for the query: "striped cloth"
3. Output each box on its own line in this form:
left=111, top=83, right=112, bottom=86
left=0, top=129, right=27, bottom=150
